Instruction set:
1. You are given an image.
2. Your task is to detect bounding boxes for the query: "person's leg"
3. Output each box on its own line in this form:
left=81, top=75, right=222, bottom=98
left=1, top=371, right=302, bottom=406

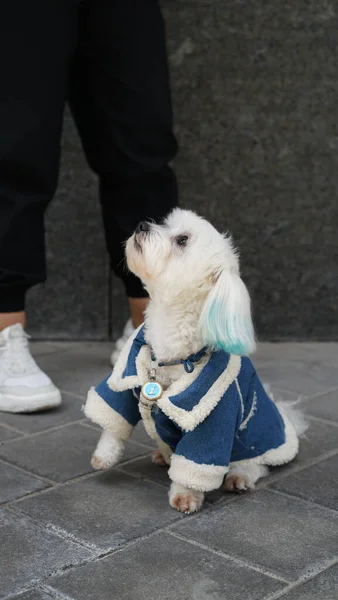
left=0, top=0, right=78, bottom=321
left=0, top=313, right=26, bottom=330
left=69, top=0, right=178, bottom=335
left=0, top=0, right=78, bottom=412
left=128, top=298, right=149, bottom=329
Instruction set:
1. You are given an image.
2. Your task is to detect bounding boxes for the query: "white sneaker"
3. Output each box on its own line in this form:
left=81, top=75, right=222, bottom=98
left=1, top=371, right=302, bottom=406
left=110, top=319, right=135, bottom=367
left=0, top=324, right=61, bottom=413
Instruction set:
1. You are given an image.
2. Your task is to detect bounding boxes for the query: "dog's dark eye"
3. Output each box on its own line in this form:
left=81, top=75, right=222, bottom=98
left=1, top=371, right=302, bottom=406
left=176, top=235, right=189, bottom=247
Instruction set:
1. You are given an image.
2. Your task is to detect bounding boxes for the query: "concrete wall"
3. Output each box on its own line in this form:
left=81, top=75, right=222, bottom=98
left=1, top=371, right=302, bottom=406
left=27, top=1, right=338, bottom=340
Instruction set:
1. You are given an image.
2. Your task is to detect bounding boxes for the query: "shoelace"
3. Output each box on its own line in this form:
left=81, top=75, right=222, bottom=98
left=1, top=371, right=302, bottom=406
left=2, top=331, right=36, bottom=374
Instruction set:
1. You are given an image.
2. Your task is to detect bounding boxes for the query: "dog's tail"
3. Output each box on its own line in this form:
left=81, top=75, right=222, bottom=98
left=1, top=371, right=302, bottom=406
left=275, top=400, right=308, bottom=436
left=263, top=383, right=308, bottom=436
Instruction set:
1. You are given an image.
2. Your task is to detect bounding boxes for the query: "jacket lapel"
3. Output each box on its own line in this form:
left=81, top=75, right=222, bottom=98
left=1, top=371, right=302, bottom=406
left=157, top=353, right=241, bottom=432
left=108, top=325, right=150, bottom=391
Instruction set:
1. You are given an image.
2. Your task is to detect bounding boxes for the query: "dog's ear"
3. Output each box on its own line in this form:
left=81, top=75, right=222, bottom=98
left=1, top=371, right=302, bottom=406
left=199, top=269, right=256, bottom=355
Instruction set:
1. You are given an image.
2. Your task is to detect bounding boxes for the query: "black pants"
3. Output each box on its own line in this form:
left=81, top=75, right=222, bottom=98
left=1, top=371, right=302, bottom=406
left=0, top=0, right=178, bottom=312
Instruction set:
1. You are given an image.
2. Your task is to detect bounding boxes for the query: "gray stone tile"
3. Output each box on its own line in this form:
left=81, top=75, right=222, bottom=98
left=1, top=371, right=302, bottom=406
left=131, top=422, right=156, bottom=448
left=51, top=532, right=284, bottom=600
left=271, top=421, right=338, bottom=476
left=9, top=589, right=57, bottom=600
left=255, top=343, right=338, bottom=368
left=171, top=489, right=338, bottom=581
left=256, top=360, right=338, bottom=396
left=272, top=455, right=338, bottom=511
left=291, top=420, right=338, bottom=463
left=121, top=455, right=170, bottom=486
left=27, top=110, right=110, bottom=340
left=30, top=342, right=69, bottom=357
left=35, top=346, right=112, bottom=397
left=264, top=386, right=299, bottom=402
left=117, top=441, right=151, bottom=465
left=17, top=471, right=181, bottom=552
left=0, top=425, right=22, bottom=442
left=79, top=418, right=101, bottom=431
left=306, top=389, right=338, bottom=422
left=0, top=394, right=83, bottom=434
left=0, top=461, right=49, bottom=505
left=281, top=563, right=338, bottom=600
left=0, top=423, right=98, bottom=483
left=0, top=509, right=91, bottom=598
left=44, top=341, right=114, bottom=355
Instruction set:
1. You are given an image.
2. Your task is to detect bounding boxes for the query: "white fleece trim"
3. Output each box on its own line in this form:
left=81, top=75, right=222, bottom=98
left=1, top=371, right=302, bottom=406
left=230, top=408, right=299, bottom=468
left=83, top=388, right=133, bottom=441
left=239, top=390, right=257, bottom=431
left=138, top=402, right=172, bottom=465
left=169, top=454, right=228, bottom=492
left=108, top=325, right=150, bottom=392
left=157, top=354, right=241, bottom=432
left=235, top=377, right=244, bottom=421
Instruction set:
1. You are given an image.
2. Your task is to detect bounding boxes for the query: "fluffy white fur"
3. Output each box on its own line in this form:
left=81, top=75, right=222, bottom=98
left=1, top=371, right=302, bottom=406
left=84, top=388, right=133, bottom=440
left=138, top=401, right=173, bottom=465
left=90, top=208, right=304, bottom=514
left=91, top=430, right=125, bottom=471
left=225, top=464, right=269, bottom=492
left=126, top=208, right=256, bottom=360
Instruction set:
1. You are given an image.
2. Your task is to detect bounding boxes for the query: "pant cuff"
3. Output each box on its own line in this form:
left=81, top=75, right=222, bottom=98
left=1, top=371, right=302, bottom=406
left=0, top=285, right=28, bottom=312
left=122, top=272, right=149, bottom=299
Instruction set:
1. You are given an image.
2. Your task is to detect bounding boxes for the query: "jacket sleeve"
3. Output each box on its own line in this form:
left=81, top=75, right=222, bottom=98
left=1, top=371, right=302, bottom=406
left=84, top=376, right=141, bottom=440
left=168, top=385, right=242, bottom=492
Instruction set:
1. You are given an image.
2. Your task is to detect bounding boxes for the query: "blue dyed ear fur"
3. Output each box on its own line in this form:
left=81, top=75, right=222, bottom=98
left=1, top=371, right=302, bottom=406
left=199, top=270, right=256, bottom=356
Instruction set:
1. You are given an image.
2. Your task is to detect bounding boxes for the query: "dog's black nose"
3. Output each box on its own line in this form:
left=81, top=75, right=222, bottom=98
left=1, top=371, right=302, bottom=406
left=136, top=221, right=150, bottom=234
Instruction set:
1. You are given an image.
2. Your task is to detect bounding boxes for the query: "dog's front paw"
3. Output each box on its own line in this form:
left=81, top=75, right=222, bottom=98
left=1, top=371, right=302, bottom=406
left=169, top=482, right=204, bottom=514
left=91, top=454, right=112, bottom=471
left=91, top=430, right=124, bottom=471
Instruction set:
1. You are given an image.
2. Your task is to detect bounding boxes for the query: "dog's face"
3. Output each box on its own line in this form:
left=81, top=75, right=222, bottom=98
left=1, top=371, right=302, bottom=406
left=126, top=208, right=237, bottom=289
left=126, top=209, right=255, bottom=355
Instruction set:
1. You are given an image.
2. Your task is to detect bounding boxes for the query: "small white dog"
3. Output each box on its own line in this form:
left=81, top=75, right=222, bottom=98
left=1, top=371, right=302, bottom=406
left=84, top=209, right=305, bottom=513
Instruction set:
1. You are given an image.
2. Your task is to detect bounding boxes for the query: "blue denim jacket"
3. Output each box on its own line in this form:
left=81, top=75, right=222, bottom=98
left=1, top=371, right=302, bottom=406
left=84, top=326, right=298, bottom=491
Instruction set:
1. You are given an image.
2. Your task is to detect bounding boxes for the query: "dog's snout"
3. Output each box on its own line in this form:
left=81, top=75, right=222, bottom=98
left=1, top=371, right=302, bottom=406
left=136, top=221, right=150, bottom=234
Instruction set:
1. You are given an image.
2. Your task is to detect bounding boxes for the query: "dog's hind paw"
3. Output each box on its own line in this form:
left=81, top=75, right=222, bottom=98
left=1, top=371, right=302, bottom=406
left=225, top=472, right=252, bottom=492
left=225, top=464, right=268, bottom=492
left=152, top=450, right=167, bottom=466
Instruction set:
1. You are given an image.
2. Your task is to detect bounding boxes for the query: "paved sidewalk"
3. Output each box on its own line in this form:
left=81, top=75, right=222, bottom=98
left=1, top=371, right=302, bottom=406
left=0, top=342, right=337, bottom=600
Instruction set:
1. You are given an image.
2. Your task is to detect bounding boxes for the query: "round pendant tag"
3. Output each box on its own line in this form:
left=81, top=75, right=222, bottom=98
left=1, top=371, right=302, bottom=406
left=141, top=380, right=163, bottom=401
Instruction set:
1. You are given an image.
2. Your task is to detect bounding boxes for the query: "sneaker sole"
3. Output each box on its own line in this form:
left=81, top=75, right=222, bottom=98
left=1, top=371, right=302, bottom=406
left=0, top=389, right=62, bottom=413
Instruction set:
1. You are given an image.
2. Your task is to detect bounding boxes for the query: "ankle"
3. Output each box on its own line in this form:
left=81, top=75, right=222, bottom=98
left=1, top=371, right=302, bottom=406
left=0, top=312, right=26, bottom=331
left=128, top=298, right=149, bottom=328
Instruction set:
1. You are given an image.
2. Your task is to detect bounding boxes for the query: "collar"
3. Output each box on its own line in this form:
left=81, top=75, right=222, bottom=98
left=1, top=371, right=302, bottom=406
left=108, top=325, right=241, bottom=431
left=151, top=346, right=209, bottom=373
